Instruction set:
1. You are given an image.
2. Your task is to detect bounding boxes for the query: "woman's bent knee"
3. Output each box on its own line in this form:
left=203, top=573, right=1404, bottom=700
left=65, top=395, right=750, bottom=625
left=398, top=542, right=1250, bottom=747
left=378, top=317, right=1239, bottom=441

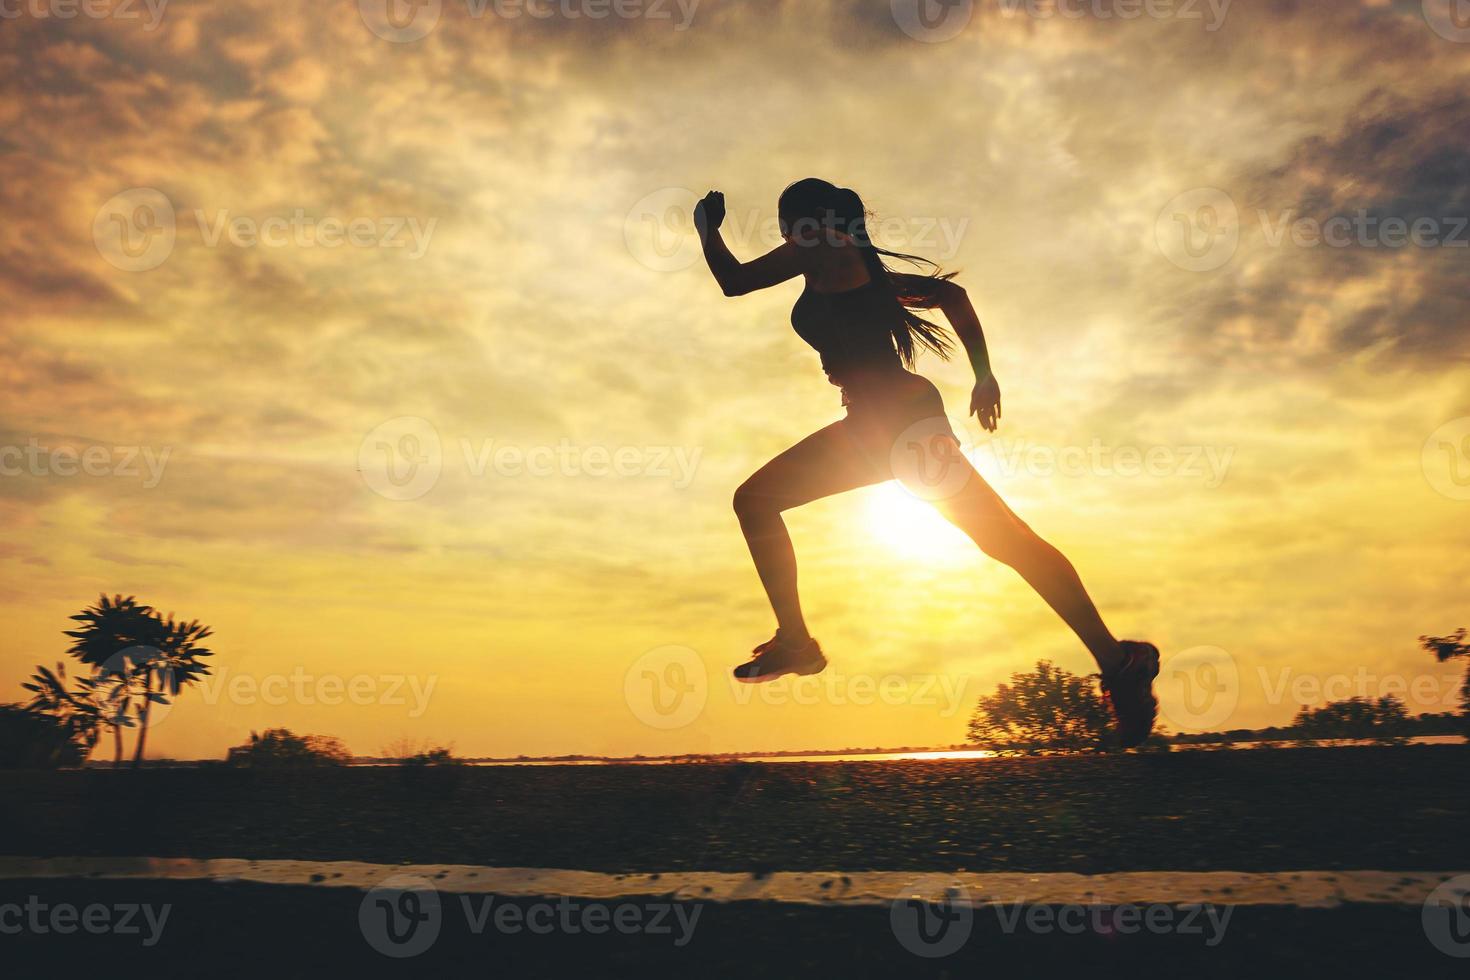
left=733, top=481, right=769, bottom=521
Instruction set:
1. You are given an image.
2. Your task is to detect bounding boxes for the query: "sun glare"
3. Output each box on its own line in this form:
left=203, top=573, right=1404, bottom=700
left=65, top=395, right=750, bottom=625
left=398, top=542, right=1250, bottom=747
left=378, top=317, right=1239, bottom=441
left=865, top=482, right=974, bottom=563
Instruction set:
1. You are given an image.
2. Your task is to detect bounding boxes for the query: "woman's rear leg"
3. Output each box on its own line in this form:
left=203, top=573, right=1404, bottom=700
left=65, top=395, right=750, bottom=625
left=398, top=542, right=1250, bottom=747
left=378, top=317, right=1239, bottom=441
left=733, top=421, right=887, bottom=641
left=921, top=459, right=1126, bottom=674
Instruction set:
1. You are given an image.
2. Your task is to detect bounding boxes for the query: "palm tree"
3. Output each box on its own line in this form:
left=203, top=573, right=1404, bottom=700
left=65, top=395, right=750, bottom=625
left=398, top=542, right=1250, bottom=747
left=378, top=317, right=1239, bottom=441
left=63, top=594, right=159, bottom=764
left=63, top=594, right=215, bottom=768
left=21, top=662, right=103, bottom=759
left=128, top=612, right=213, bottom=768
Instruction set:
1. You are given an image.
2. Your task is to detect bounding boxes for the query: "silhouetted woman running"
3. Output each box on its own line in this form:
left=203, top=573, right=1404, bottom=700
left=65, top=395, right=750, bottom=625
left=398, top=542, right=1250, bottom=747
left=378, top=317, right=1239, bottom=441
left=696, top=178, right=1160, bottom=746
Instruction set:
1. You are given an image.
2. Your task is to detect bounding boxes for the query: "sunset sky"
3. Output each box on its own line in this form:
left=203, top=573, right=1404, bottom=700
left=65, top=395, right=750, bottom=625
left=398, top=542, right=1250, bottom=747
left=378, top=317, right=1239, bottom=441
left=2, top=0, right=1468, bottom=760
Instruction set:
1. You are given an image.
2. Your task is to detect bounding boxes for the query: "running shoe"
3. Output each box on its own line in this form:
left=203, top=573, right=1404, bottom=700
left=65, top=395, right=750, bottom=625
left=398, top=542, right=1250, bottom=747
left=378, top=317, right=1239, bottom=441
left=1100, top=640, right=1160, bottom=748
left=734, top=634, right=828, bottom=683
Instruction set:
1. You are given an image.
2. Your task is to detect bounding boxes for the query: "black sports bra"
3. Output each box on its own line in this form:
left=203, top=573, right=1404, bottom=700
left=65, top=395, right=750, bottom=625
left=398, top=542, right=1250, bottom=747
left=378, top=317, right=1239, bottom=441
left=790, top=278, right=905, bottom=383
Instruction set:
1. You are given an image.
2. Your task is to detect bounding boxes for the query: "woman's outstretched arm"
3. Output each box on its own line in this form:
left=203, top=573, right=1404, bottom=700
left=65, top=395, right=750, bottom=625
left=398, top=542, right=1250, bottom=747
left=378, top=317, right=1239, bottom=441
left=695, top=190, right=806, bottom=297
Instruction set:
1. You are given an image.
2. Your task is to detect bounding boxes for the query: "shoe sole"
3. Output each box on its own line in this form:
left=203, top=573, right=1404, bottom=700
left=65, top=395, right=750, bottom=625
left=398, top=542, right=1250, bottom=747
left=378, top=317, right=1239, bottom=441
left=733, top=657, right=829, bottom=684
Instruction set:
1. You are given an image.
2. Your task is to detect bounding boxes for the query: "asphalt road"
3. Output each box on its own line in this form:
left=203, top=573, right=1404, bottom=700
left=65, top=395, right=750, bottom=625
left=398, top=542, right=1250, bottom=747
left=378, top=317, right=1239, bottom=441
left=4, top=745, right=1468, bottom=873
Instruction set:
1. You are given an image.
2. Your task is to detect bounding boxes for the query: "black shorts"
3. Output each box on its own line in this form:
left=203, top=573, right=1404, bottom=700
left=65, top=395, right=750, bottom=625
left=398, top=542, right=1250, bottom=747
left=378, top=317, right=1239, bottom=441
left=833, top=369, right=961, bottom=480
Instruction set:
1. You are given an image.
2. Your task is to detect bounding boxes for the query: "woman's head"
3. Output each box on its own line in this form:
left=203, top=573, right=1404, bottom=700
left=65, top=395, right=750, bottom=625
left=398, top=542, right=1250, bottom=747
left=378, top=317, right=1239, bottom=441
left=777, top=178, right=868, bottom=247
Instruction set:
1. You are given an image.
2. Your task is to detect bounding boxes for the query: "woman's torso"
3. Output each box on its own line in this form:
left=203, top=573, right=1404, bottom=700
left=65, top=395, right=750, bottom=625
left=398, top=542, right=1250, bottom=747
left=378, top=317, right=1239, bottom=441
left=791, top=277, right=908, bottom=389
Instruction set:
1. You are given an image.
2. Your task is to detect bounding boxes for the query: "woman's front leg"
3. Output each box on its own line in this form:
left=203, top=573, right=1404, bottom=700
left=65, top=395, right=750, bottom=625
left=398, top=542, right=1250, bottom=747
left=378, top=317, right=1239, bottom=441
left=733, top=421, right=887, bottom=640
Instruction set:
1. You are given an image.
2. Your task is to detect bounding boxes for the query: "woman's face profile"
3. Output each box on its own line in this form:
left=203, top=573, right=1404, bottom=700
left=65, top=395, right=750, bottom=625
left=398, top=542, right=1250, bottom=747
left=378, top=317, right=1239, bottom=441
left=779, top=209, right=831, bottom=248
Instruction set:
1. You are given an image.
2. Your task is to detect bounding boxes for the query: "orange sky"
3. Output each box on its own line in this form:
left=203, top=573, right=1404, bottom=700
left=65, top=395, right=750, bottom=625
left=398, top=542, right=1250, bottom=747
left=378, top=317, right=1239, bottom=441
left=2, top=0, right=1469, bottom=760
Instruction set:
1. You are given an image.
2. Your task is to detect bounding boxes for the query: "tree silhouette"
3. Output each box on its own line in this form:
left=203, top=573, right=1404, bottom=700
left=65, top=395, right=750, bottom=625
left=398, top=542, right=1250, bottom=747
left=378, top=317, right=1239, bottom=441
left=20, top=662, right=112, bottom=758
left=1420, top=627, right=1470, bottom=736
left=967, top=660, right=1113, bottom=753
left=226, top=729, right=352, bottom=768
left=1289, top=695, right=1410, bottom=744
left=62, top=594, right=214, bottom=768
left=0, top=704, right=87, bottom=769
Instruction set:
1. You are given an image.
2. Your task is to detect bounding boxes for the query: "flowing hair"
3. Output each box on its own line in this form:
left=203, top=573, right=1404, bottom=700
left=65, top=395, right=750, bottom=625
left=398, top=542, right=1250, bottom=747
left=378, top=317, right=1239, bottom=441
left=778, top=177, right=956, bottom=367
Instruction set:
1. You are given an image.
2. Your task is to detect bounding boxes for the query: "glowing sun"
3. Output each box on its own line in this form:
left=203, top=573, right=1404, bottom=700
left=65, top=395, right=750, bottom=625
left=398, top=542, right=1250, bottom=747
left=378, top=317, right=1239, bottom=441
left=864, top=482, right=974, bottom=562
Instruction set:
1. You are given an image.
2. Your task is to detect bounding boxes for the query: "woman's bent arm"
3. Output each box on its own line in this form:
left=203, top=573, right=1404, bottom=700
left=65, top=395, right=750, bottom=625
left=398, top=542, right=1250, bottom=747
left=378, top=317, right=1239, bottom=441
left=695, top=190, right=805, bottom=296
left=940, top=285, right=992, bottom=384
left=941, top=285, right=1002, bottom=431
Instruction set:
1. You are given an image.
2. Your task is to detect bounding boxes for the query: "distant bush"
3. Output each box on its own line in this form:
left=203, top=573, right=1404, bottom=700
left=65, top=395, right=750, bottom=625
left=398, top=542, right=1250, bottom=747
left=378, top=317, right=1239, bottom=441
left=401, top=747, right=464, bottom=767
left=967, top=661, right=1113, bottom=753
left=1289, top=695, right=1410, bottom=745
left=0, top=704, right=89, bottom=769
left=226, top=728, right=352, bottom=768
left=379, top=737, right=463, bottom=767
